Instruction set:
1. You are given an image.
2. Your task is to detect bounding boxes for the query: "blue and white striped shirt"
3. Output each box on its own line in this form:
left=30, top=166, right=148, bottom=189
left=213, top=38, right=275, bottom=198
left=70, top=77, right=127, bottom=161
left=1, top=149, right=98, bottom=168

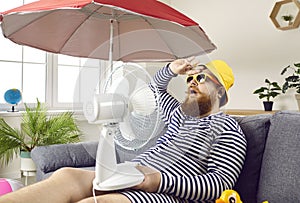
left=122, top=65, right=247, bottom=203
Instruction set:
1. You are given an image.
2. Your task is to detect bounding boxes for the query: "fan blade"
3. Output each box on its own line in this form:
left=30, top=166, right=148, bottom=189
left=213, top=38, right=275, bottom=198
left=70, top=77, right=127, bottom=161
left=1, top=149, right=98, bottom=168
left=130, top=84, right=156, bottom=116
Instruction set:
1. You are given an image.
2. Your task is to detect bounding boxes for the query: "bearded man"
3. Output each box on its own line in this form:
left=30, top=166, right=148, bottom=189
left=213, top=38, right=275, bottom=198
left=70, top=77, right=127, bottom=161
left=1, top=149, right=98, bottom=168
left=0, top=58, right=247, bottom=203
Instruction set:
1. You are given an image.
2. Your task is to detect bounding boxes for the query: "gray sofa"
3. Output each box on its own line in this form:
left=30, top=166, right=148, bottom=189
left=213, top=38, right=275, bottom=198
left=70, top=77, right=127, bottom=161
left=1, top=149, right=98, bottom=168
left=31, top=111, right=300, bottom=203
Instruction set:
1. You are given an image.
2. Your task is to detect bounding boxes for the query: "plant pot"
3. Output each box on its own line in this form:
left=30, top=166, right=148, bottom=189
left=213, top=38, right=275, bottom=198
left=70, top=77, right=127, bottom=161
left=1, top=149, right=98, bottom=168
left=295, top=94, right=300, bottom=110
left=20, top=151, right=36, bottom=175
left=263, top=101, right=273, bottom=111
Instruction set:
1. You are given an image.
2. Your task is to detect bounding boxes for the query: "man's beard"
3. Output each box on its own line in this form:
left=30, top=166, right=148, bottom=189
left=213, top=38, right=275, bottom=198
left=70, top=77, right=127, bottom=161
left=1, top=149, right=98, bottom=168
left=181, top=93, right=213, bottom=117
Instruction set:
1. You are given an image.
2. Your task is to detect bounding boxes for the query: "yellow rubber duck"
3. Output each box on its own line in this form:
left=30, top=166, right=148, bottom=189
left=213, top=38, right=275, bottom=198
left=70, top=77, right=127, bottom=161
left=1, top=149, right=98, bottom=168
left=215, top=190, right=242, bottom=203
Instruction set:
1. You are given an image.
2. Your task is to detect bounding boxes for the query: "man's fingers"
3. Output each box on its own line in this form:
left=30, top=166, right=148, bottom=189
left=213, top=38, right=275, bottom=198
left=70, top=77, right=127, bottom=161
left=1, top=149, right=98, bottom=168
left=186, top=68, right=201, bottom=75
left=131, top=182, right=143, bottom=190
left=186, top=56, right=195, bottom=62
left=136, top=165, right=157, bottom=174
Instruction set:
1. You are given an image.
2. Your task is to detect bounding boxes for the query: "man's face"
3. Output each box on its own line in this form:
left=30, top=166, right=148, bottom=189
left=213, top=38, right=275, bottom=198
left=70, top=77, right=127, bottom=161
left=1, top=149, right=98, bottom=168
left=181, top=67, right=220, bottom=117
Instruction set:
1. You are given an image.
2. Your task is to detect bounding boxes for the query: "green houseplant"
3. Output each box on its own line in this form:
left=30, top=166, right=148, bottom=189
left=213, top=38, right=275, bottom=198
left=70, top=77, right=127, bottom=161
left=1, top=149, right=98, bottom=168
left=281, top=62, right=300, bottom=109
left=253, top=79, right=281, bottom=111
left=281, top=63, right=300, bottom=93
left=281, top=14, right=294, bottom=25
left=0, top=99, right=81, bottom=166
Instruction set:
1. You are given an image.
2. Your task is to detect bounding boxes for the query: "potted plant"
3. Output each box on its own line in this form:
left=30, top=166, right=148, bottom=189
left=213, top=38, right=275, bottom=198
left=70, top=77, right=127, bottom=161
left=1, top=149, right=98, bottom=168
left=0, top=99, right=81, bottom=169
left=281, top=62, right=300, bottom=109
left=253, top=79, right=281, bottom=111
left=281, top=14, right=294, bottom=26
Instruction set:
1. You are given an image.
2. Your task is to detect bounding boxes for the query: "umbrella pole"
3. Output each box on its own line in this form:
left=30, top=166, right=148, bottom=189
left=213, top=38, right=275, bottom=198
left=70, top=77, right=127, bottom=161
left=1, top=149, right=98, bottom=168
left=109, top=19, right=114, bottom=72
left=99, top=20, right=113, bottom=93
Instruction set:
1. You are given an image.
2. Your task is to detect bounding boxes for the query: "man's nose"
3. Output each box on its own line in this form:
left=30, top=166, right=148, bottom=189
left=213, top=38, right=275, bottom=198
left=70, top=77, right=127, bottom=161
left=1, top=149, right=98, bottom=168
left=189, top=78, right=198, bottom=86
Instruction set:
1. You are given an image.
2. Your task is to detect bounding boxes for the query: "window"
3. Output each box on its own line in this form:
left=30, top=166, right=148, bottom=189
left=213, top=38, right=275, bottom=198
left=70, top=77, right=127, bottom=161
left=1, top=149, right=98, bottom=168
left=0, top=43, right=105, bottom=111
left=0, top=1, right=46, bottom=110
left=54, top=55, right=105, bottom=109
left=0, top=34, right=47, bottom=106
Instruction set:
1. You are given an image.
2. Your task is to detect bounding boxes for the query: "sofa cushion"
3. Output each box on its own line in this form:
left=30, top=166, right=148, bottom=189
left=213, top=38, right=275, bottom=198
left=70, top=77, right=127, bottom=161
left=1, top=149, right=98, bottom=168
left=233, top=114, right=271, bottom=203
left=257, top=111, right=300, bottom=202
left=32, top=141, right=98, bottom=173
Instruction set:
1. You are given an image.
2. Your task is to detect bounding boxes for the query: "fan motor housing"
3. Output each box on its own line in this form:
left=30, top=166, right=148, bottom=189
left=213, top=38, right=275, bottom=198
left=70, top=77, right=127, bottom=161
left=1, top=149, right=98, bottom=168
left=84, top=93, right=127, bottom=124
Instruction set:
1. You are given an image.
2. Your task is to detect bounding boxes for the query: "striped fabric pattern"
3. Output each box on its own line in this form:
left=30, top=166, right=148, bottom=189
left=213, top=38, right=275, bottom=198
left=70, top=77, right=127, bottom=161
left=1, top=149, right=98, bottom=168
left=121, top=65, right=247, bottom=203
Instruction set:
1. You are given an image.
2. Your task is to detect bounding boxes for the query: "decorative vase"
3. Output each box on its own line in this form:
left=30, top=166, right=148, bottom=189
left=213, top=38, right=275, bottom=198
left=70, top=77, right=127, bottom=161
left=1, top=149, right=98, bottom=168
left=20, top=151, right=36, bottom=176
left=20, top=151, right=36, bottom=185
left=263, top=101, right=273, bottom=111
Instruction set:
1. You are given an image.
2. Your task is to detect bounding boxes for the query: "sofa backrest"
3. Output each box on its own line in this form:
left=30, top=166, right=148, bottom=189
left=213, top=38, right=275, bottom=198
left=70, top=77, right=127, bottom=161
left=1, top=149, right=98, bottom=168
left=233, top=114, right=271, bottom=203
left=257, top=111, right=300, bottom=203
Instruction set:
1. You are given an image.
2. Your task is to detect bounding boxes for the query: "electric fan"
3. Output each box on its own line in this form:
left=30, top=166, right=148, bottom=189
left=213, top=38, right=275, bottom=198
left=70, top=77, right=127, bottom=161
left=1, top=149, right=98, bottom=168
left=83, top=62, right=162, bottom=191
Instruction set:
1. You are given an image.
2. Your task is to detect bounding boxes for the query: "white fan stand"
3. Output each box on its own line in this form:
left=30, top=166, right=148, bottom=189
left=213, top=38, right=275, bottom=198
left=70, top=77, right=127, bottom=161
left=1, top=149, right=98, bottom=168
left=84, top=94, right=145, bottom=191
left=84, top=63, right=159, bottom=191
left=93, top=123, right=144, bottom=191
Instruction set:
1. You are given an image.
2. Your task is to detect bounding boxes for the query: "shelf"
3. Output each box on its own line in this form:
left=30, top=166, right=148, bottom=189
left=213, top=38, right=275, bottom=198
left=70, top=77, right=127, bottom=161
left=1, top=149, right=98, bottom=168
left=223, top=109, right=278, bottom=116
left=270, top=0, right=300, bottom=30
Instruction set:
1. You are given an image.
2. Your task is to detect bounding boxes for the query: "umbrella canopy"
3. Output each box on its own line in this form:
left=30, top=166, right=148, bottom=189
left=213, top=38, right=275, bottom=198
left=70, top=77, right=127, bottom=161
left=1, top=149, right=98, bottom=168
left=0, top=0, right=216, bottom=62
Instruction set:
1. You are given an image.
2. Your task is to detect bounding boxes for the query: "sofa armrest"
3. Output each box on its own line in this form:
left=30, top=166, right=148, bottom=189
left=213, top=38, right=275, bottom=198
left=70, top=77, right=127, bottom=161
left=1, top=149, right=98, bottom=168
left=31, top=141, right=98, bottom=173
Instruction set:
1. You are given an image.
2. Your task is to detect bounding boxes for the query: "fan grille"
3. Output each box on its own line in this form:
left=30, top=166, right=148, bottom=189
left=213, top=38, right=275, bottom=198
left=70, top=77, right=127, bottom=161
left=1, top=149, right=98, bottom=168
left=114, top=111, right=161, bottom=150
left=103, top=62, right=162, bottom=150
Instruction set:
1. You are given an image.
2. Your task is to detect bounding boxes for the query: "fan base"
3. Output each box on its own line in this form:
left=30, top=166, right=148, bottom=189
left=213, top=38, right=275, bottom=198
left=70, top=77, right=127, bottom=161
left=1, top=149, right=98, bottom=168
left=93, top=162, right=144, bottom=191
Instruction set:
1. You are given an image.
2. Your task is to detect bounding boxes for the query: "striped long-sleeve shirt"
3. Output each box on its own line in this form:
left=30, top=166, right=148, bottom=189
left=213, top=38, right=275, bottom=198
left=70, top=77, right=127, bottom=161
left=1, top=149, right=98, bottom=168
left=121, top=65, right=247, bottom=203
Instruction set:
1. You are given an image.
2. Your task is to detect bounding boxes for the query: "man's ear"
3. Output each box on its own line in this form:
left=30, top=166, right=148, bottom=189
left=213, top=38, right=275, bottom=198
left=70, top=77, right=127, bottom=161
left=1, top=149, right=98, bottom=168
left=217, top=87, right=226, bottom=98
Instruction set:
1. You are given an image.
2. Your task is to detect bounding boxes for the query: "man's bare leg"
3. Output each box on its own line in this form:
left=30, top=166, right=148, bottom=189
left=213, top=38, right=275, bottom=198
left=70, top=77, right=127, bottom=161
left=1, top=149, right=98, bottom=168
left=76, top=193, right=131, bottom=203
left=0, top=167, right=95, bottom=203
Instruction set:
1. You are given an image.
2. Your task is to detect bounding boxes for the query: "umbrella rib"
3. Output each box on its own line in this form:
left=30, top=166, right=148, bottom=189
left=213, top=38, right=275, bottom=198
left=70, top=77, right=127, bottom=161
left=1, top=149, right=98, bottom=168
left=57, top=4, right=104, bottom=53
left=143, top=17, right=177, bottom=59
left=3, top=11, right=53, bottom=38
left=143, top=17, right=216, bottom=57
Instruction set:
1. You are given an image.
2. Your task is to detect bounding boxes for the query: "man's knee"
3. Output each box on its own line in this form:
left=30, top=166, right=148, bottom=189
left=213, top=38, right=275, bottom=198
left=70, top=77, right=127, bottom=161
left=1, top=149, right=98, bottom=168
left=50, top=167, right=95, bottom=201
left=96, top=193, right=131, bottom=203
left=50, top=167, right=94, bottom=189
left=51, top=167, right=77, bottom=180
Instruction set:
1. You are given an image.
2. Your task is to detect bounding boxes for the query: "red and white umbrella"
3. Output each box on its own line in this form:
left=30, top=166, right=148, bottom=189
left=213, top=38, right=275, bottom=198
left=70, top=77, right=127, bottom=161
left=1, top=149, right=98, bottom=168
left=0, top=0, right=216, bottom=64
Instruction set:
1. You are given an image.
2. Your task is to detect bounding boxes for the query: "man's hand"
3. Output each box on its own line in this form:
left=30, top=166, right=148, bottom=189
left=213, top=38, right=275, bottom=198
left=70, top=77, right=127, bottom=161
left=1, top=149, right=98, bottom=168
left=169, top=57, right=201, bottom=75
left=132, top=165, right=161, bottom=193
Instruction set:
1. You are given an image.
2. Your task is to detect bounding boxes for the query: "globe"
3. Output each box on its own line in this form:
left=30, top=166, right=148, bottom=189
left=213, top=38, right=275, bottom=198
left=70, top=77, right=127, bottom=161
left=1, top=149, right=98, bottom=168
left=4, top=89, right=22, bottom=105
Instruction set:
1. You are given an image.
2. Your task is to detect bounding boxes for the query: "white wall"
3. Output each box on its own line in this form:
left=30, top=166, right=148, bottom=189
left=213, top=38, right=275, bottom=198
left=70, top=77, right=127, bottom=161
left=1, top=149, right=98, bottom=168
left=168, top=0, right=300, bottom=110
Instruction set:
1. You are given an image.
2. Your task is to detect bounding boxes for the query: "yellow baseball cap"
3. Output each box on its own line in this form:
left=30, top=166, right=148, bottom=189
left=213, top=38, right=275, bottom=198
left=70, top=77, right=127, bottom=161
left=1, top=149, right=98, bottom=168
left=205, top=60, right=234, bottom=106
